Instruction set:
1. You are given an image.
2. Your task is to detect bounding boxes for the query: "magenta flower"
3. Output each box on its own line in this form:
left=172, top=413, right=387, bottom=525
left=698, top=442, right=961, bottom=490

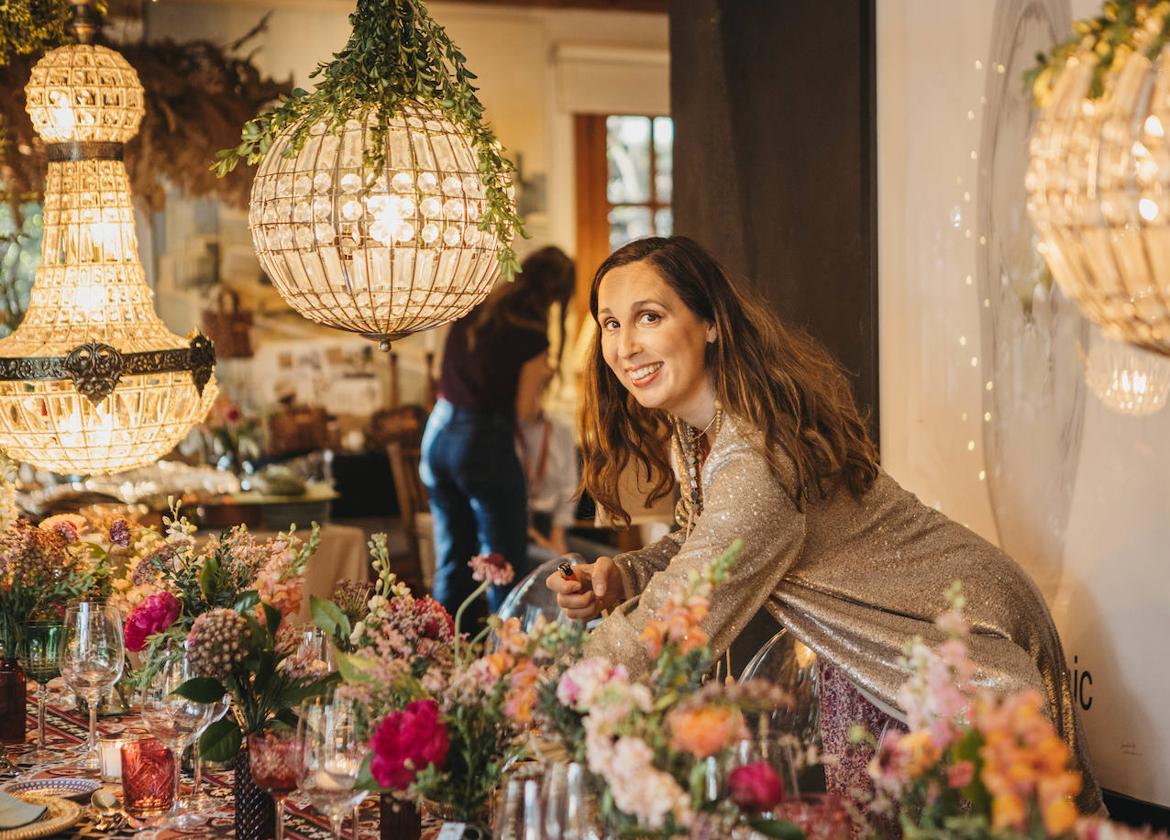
left=728, top=761, right=785, bottom=812
left=108, top=519, right=132, bottom=548
left=123, top=591, right=181, bottom=652
left=369, top=699, right=449, bottom=790
left=468, top=552, right=514, bottom=586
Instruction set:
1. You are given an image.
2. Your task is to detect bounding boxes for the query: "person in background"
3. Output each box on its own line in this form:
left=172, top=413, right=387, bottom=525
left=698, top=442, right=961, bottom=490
left=514, top=355, right=580, bottom=561
left=421, top=246, right=576, bottom=625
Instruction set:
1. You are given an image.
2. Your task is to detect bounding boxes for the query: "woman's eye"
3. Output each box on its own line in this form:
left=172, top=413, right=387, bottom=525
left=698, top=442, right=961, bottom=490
left=640, top=311, right=661, bottom=325
left=602, top=318, right=619, bottom=331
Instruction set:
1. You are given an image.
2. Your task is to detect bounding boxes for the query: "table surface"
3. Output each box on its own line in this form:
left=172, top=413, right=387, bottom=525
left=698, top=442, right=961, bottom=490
left=1, top=688, right=384, bottom=839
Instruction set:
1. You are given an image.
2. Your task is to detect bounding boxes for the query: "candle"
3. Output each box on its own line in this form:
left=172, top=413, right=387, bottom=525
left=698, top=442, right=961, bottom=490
left=98, top=735, right=126, bottom=781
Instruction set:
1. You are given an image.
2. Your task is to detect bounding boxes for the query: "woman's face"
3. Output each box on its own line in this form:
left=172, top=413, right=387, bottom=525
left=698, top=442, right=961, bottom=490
left=596, top=260, right=716, bottom=423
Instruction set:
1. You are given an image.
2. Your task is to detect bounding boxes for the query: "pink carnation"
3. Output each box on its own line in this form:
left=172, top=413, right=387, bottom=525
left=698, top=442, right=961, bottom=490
left=124, top=591, right=181, bottom=652
left=369, top=699, right=449, bottom=791
left=728, top=761, right=785, bottom=812
left=468, top=552, right=514, bottom=586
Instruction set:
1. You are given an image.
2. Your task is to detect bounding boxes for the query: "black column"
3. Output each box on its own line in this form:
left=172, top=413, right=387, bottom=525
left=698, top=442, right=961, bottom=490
left=670, top=0, right=879, bottom=439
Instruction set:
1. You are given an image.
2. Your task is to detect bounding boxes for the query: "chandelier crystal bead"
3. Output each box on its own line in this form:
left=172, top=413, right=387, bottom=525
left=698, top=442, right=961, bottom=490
left=248, top=103, right=509, bottom=347
left=0, top=29, right=216, bottom=475
left=1027, top=40, right=1170, bottom=356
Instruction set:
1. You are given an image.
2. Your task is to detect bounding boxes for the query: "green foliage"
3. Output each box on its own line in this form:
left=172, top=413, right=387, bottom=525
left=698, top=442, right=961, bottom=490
left=200, top=715, right=243, bottom=763
left=0, top=0, right=72, bottom=67
left=1029, top=1, right=1170, bottom=104
left=211, top=0, right=524, bottom=277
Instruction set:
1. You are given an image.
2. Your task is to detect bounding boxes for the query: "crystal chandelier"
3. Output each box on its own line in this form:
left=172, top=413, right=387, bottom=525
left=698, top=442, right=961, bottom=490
left=249, top=105, right=505, bottom=349
left=0, top=3, right=217, bottom=475
left=1084, top=330, right=1170, bottom=417
left=1026, top=23, right=1170, bottom=356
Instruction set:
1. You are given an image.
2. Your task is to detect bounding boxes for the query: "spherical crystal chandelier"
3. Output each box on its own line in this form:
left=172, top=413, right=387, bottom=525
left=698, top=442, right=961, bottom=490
left=1027, top=25, right=1170, bottom=357
left=1084, top=330, right=1170, bottom=416
left=0, top=3, right=217, bottom=475
left=248, top=105, right=507, bottom=348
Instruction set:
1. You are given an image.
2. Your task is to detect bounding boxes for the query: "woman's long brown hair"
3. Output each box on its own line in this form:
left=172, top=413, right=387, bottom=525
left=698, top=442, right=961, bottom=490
left=581, top=236, right=879, bottom=526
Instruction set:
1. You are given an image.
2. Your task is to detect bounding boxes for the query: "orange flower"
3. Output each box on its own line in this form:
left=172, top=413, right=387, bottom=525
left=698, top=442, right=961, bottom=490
left=1043, top=796, right=1078, bottom=835
left=992, top=792, right=1026, bottom=831
left=667, top=705, right=747, bottom=758
left=898, top=730, right=942, bottom=778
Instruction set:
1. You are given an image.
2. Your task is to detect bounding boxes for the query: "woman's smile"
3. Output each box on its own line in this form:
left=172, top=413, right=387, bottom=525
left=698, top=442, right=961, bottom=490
left=627, top=362, right=664, bottom=387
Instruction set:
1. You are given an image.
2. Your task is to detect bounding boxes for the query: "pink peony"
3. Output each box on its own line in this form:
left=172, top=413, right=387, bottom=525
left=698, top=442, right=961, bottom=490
left=728, top=761, right=785, bottom=812
left=468, top=552, right=514, bottom=586
left=369, top=699, right=449, bottom=790
left=123, top=591, right=181, bottom=652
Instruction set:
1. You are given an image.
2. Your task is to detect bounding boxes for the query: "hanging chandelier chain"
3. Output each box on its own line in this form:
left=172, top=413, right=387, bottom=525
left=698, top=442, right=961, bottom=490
left=67, top=0, right=100, bottom=46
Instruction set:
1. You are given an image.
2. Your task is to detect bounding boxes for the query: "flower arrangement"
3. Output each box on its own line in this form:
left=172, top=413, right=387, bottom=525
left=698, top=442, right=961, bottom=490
left=864, top=583, right=1168, bottom=840
left=119, top=503, right=318, bottom=684
left=175, top=601, right=337, bottom=763
left=0, top=518, right=99, bottom=655
left=317, top=539, right=556, bottom=824
left=202, top=395, right=263, bottom=473
left=542, top=540, right=799, bottom=839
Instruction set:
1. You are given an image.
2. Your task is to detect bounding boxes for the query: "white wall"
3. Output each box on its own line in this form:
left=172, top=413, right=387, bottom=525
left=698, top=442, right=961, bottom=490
left=880, top=0, right=1170, bottom=807
left=144, top=0, right=668, bottom=406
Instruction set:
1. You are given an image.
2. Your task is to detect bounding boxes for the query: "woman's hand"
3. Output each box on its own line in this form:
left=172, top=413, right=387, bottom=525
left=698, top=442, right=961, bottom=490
left=545, top=556, right=626, bottom=620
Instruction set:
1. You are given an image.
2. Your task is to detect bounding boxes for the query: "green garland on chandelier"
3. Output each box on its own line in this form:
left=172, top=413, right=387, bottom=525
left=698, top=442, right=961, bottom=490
left=212, top=0, right=524, bottom=278
left=1028, top=0, right=1170, bottom=105
left=0, top=0, right=73, bottom=68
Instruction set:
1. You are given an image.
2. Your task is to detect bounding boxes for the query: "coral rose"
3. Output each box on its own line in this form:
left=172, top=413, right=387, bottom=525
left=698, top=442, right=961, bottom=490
left=667, top=704, right=746, bottom=758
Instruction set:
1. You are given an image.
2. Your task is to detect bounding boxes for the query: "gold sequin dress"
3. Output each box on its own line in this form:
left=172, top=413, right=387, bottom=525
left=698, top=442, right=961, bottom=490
left=585, top=415, right=1102, bottom=813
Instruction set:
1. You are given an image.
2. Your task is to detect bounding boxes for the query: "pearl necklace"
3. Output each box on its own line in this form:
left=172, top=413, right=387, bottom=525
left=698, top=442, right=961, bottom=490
left=673, top=404, right=723, bottom=535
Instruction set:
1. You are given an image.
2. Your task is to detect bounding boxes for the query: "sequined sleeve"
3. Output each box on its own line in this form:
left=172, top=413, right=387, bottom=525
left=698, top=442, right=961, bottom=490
left=612, top=529, right=685, bottom=598
left=586, top=434, right=806, bottom=678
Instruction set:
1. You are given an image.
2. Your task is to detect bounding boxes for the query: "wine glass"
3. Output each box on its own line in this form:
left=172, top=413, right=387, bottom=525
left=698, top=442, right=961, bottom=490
left=539, top=761, right=600, bottom=840
left=18, top=621, right=61, bottom=767
left=184, top=691, right=231, bottom=814
left=296, top=695, right=369, bottom=840
left=59, top=602, right=124, bottom=770
left=139, top=653, right=210, bottom=826
left=249, top=729, right=302, bottom=840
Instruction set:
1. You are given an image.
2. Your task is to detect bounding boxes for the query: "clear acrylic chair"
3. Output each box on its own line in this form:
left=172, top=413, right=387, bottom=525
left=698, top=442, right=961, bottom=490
left=739, top=627, right=822, bottom=749
left=496, top=556, right=568, bottom=633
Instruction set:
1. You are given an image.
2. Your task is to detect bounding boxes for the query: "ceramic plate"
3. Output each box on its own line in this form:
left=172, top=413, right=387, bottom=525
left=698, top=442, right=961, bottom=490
left=0, top=794, right=82, bottom=840
left=0, top=778, right=99, bottom=801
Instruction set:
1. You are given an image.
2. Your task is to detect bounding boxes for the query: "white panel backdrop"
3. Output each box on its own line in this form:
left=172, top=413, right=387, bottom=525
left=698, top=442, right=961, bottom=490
left=879, top=0, right=1170, bottom=807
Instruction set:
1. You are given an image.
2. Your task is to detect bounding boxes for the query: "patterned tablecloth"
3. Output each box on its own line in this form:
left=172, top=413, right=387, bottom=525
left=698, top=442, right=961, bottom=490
left=0, top=690, right=383, bottom=839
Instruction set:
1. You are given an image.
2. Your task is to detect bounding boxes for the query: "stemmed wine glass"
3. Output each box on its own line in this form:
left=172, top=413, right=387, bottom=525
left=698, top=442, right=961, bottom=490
left=249, top=729, right=302, bottom=840
left=296, top=695, right=369, bottom=840
left=139, top=653, right=210, bottom=827
left=59, top=602, right=124, bottom=770
left=183, top=691, right=231, bottom=815
left=18, top=621, right=61, bottom=767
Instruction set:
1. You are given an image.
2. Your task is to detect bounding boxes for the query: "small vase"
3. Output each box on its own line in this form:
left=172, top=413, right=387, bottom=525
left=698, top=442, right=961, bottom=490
left=234, top=743, right=277, bottom=840
left=0, top=658, right=27, bottom=745
left=380, top=793, right=421, bottom=840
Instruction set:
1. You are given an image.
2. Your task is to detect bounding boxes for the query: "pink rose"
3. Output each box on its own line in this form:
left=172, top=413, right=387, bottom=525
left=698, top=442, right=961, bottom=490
left=947, top=759, right=975, bottom=789
left=124, top=591, right=181, bottom=652
left=468, top=552, right=514, bottom=586
left=369, top=700, right=449, bottom=791
left=728, top=761, right=785, bottom=812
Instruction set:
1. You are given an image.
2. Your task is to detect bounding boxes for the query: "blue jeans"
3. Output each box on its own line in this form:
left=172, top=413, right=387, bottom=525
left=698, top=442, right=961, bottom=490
left=420, top=399, right=530, bottom=624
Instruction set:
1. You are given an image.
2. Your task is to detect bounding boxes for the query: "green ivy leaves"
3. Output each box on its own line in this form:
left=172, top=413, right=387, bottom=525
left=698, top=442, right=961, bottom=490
left=213, top=0, right=524, bottom=278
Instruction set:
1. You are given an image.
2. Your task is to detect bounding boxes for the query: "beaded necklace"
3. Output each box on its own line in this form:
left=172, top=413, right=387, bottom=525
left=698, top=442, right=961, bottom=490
left=673, top=403, right=723, bottom=536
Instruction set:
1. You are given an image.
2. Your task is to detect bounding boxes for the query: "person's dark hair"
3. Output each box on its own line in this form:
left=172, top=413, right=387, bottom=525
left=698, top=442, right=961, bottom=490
left=581, top=235, right=879, bottom=526
left=470, top=246, right=576, bottom=369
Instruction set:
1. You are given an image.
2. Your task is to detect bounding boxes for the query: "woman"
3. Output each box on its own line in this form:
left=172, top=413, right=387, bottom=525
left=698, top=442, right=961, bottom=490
left=546, top=236, right=1101, bottom=813
left=422, top=246, right=575, bottom=624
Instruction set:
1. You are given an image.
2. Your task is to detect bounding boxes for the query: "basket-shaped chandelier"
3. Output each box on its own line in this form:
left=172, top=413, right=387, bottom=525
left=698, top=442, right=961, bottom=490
left=223, top=0, right=522, bottom=350
left=0, top=7, right=217, bottom=475
left=248, top=105, right=505, bottom=347
left=1027, top=13, right=1170, bottom=356
left=1084, top=329, right=1170, bottom=416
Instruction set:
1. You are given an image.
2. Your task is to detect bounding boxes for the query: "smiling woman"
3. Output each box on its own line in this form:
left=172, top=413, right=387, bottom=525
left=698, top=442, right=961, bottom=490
left=545, top=235, right=1103, bottom=816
